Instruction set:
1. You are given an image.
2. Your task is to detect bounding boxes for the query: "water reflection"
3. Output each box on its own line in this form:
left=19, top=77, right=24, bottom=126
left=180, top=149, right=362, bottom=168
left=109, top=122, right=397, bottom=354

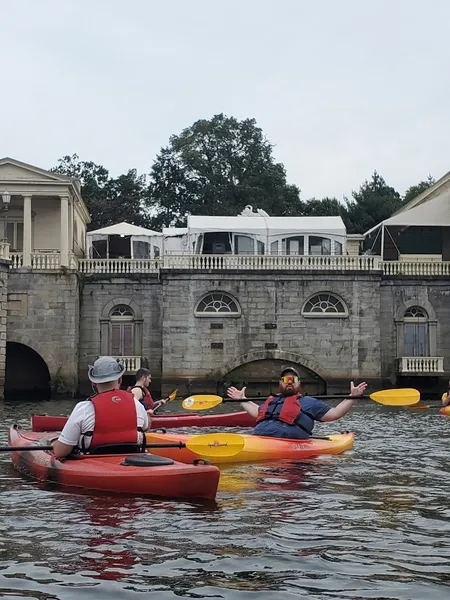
left=0, top=399, right=450, bottom=599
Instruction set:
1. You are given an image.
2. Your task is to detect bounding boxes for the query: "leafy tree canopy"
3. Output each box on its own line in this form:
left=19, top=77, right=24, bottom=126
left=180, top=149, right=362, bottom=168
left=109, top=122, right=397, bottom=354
left=148, top=113, right=302, bottom=227
left=52, top=154, right=151, bottom=230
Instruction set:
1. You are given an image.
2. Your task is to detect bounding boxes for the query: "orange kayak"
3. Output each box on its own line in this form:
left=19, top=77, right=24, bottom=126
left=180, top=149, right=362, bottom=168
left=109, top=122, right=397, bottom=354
left=145, top=431, right=355, bottom=464
left=9, top=426, right=220, bottom=500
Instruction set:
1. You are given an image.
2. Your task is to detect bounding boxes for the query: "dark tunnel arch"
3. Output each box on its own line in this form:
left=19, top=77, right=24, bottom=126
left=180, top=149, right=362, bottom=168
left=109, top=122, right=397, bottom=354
left=5, top=342, right=51, bottom=400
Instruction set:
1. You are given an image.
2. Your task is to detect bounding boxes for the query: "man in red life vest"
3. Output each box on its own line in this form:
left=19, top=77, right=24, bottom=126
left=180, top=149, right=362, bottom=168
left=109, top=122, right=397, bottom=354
left=227, top=366, right=367, bottom=440
left=128, top=368, right=167, bottom=413
left=52, top=357, right=149, bottom=458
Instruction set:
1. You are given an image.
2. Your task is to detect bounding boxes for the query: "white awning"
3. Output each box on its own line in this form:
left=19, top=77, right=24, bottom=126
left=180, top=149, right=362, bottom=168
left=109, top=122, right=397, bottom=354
left=187, top=215, right=346, bottom=238
left=163, top=227, right=188, bottom=237
left=87, top=221, right=162, bottom=259
left=88, top=222, right=161, bottom=236
left=365, top=189, right=450, bottom=235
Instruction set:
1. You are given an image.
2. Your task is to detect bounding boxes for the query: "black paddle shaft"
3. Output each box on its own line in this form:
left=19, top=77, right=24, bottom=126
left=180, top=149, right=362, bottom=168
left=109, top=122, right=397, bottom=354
left=222, top=395, right=368, bottom=402
left=1, top=442, right=188, bottom=453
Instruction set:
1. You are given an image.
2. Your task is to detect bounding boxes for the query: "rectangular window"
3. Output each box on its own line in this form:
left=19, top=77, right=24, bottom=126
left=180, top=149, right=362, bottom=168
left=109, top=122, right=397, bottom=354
left=234, top=235, right=254, bottom=254
left=285, top=236, right=304, bottom=255
left=309, top=236, right=331, bottom=256
left=6, top=221, right=24, bottom=251
left=110, top=323, right=134, bottom=356
left=403, top=323, right=428, bottom=356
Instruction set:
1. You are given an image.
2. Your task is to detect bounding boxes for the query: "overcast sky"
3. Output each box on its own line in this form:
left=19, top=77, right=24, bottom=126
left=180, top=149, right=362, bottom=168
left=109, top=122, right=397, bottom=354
left=1, top=0, right=449, bottom=200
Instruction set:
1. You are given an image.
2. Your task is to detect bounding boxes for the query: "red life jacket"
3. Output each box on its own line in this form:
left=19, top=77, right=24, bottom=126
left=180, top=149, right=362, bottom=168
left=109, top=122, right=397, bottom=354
left=256, top=393, right=313, bottom=435
left=88, top=389, right=139, bottom=449
left=127, top=385, right=154, bottom=410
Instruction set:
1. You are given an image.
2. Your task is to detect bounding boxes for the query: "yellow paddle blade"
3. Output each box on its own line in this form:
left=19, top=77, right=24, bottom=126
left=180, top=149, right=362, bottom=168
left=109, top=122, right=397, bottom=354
left=369, top=388, right=420, bottom=406
left=182, top=395, right=223, bottom=411
left=168, top=389, right=178, bottom=402
left=185, top=433, right=245, bottom=458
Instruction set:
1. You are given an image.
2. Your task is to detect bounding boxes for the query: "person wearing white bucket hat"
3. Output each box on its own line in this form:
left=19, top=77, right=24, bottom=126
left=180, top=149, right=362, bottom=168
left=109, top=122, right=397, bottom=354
left=52, top=357, right=149, bottom=458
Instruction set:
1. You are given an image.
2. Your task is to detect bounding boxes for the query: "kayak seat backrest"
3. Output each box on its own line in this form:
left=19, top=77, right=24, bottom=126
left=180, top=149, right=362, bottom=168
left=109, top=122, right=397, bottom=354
left=121, top=454, right=174, bottom=467
left=88, top=443, right=143, bottom=455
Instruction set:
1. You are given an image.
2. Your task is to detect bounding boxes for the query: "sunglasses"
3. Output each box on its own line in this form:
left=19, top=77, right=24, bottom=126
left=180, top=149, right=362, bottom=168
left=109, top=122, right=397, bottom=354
left=281, top=375, right=299, bottom=383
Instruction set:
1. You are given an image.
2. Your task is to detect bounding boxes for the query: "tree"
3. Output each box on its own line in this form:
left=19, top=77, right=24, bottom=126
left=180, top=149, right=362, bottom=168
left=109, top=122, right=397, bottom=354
left=343, top=172, right=402, bottom=234
left=403, top=175, right=435, bottom=205
left=52, top=154, right=152, bottom=230
left=148, top=114, right=302, bottom=227
left=300, top=197, right=343, bottom=217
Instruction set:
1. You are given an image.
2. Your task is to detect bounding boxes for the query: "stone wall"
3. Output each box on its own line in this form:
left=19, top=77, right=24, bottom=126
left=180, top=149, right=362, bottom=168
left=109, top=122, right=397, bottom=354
left=161, top=272, right=384, bottom=394
left=380, top=278, right=450, bottom=388
left=79, top=274, right=162, bottom=392
left=0, top=260, right=8, bottom=398
left=3, top=268, right=449, bottom=398
left=6, top=272, right=80, bottom=392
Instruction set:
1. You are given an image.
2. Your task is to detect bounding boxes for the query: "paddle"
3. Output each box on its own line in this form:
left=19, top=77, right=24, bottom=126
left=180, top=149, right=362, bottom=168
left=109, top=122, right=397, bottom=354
left=181, top=388, right=421, bottom=411
left=3, top=433, right=245, bottom=459
left=152, top=389, right=178, bottom=414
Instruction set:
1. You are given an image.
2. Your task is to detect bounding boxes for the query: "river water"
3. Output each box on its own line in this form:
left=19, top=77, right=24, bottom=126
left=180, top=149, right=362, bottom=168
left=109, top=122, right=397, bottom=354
left=0, top=398, right=449, bottom=600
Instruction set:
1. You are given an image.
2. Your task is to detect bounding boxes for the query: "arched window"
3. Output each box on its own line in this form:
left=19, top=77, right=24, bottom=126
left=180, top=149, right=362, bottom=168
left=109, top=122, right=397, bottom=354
left=302, top=293, right=348, bottom=318
left=109, top=305, right=135, bottom=356
left=403, top=306, right=429, bottom=356
left=195, top=292, right=241, bottom=317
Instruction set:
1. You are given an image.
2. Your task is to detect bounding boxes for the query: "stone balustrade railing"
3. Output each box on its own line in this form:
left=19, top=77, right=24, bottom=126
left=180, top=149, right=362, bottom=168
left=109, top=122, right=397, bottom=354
left=78, top=258, right=161, bottom=274
left=383, top=261, right=450, bottom=276
left=9, top=252, right=61, bottom=270
left=397, top=356, right=444, bottom=374
left=113, top=356, right=142, bottom=372
left=161, top=253, right=381, bottom=271
left=6, top=253, right=450, bottom=275
left=10, top=253, right=23, bottom=269
left=31, top=253, right=61, bottom=270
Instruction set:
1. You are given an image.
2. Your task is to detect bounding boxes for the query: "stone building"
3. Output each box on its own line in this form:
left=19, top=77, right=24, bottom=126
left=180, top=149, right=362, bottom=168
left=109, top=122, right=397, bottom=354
left=0, top=157, right=449, bottom=400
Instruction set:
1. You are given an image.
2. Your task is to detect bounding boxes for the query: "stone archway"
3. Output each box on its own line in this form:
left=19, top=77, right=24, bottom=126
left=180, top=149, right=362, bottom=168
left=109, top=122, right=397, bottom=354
left=218, top=349, right=327, bottom=398
left=5, top=342, right=51, bottom=400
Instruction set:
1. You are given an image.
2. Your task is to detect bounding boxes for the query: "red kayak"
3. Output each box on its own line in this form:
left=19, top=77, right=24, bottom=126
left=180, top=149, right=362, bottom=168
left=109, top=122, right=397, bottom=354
left=9, top=426, right=219, bottom=500
left=31, top=411, right=255, bottom=433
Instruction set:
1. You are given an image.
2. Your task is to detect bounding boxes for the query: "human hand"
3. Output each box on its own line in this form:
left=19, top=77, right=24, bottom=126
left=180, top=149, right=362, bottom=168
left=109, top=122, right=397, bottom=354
left=147, top=409, right=154, bottom=416
left=349, top=381, right=368, bottom=398
left=154, top=399, right=167, bottom=409
left=227, top=386, right=247, bottom=400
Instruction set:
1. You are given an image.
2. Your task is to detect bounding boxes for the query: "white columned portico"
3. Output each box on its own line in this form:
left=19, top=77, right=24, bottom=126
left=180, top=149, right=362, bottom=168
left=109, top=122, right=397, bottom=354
left=60, top=195, right=69, bottom=267
left=23, top=195, right=32, bottom=267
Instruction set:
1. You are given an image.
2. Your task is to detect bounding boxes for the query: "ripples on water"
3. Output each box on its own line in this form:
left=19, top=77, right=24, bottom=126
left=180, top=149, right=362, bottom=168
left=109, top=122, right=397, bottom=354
left=0, top=399, right=449, bottom=599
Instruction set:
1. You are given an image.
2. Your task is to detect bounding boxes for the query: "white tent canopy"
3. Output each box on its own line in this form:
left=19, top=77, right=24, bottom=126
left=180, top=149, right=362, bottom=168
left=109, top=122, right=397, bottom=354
left=365, top=189, right=450, bottom=236
left=187, top=215, right=346, bottom=254
left=88, top=222, right=161, bottom=237
left=162, top=227, right=190, bottom=253
left=87, top=222, right=162, bottom=259
left=188, top=215, right=346, bottom=237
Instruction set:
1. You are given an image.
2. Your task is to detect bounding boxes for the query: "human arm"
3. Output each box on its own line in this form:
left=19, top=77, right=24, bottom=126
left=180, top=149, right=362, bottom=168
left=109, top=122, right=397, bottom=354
left=52, top=403, right=85, bottom=458
left=153, top=398, right=167, bottom=409
left=131, top=386, right=143, bottom=402
left=227, top=386, right=260, bottom=419
left=442, top=382, right=450, bottom=407
left=52, top=439, right=75, bottom=459
left=320, top=381, right=368, bottom=422
left=136, top=401, right=150, bottom=431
